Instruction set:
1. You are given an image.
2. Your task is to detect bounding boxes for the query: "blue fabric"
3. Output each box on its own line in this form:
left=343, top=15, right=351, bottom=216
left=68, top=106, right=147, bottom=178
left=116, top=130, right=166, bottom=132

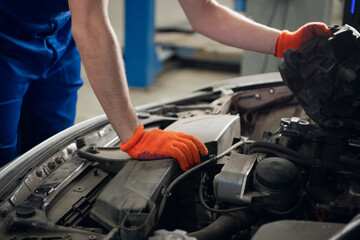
left=0, top=0, right=69, bottom=23
left=0, top=7, right=83, bottom=166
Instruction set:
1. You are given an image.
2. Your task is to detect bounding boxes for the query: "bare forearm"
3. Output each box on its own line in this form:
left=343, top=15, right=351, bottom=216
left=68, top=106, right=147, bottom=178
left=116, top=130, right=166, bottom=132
left=78, top=31, right=138, bottom=142
left=69, top=0, right=138, bottom=143
left=179, top=0, right=281, bottom=54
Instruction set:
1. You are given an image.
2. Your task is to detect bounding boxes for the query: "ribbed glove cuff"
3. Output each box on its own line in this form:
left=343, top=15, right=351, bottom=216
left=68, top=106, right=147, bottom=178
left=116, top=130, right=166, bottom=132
left=274, top=30, right=292, bottom=58
left=120, top=125, right=144, bottom=152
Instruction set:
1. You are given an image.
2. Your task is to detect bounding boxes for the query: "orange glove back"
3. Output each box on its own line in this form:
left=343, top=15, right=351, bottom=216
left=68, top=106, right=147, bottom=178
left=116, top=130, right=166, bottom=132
left=275, top=22, right=332, bottom=58
left=120, top=125, right=208, bottom=171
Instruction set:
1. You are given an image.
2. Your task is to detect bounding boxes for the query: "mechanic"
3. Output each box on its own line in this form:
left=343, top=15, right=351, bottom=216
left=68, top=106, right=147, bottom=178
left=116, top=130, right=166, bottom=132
left=0, top=0, right=331, bottom=171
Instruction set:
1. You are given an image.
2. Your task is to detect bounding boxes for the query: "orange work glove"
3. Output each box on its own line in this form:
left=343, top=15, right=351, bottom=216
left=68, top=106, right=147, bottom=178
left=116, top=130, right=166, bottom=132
left=120, top=125, right=208, bottom=171
left=275, top=22, right=332, bottom=58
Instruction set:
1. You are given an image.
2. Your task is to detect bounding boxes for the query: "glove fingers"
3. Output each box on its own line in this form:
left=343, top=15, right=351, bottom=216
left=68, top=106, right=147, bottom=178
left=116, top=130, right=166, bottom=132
left=177, top=133, right=208, bottom=156
left=301, top=23, right=331, bottom=42
left=170, top=145, right=191, bottom=171
left=174, top=142, right=194, bottom=169
left=175, top=136, right=201, bottom=168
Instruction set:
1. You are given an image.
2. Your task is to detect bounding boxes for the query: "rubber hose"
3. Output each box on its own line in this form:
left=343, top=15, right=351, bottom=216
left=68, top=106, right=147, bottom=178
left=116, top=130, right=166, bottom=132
left=187, top=212, right=250, bottom=240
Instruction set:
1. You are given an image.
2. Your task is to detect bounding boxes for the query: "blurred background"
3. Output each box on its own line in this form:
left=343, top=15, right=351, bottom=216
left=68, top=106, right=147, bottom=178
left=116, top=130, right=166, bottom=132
left=75, top=0, right=344, bottom=123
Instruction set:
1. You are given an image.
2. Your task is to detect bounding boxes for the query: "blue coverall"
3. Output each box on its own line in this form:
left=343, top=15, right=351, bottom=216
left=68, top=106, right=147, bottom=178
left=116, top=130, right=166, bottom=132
left=0, top=1, right=83, bottom=166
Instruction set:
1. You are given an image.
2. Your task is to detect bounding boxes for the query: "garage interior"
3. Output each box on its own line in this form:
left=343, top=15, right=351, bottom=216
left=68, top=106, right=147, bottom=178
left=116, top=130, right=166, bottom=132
left=76, top=0, right=344, bottom=123
left=3, top=1, right=360, bottom=239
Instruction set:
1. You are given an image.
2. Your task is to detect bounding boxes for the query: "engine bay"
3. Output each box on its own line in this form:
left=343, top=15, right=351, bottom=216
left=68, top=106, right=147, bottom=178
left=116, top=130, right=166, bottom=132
left=0, top=25, right=360, bottom=240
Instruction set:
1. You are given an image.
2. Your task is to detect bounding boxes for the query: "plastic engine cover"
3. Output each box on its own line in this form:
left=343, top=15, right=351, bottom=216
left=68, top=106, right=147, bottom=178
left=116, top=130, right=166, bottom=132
left=90, top=159, right=180, bottom=239
left=165, top=115, right=241, bottom=155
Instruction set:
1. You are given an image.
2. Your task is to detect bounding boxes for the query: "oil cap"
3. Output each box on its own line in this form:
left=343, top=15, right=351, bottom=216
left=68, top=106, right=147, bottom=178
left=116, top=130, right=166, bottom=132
left=253, top=157, right=298, bottom=195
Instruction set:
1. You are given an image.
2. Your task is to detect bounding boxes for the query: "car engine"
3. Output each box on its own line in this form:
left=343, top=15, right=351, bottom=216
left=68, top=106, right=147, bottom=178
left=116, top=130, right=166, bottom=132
left=0, top=25, right=359, bottom=240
